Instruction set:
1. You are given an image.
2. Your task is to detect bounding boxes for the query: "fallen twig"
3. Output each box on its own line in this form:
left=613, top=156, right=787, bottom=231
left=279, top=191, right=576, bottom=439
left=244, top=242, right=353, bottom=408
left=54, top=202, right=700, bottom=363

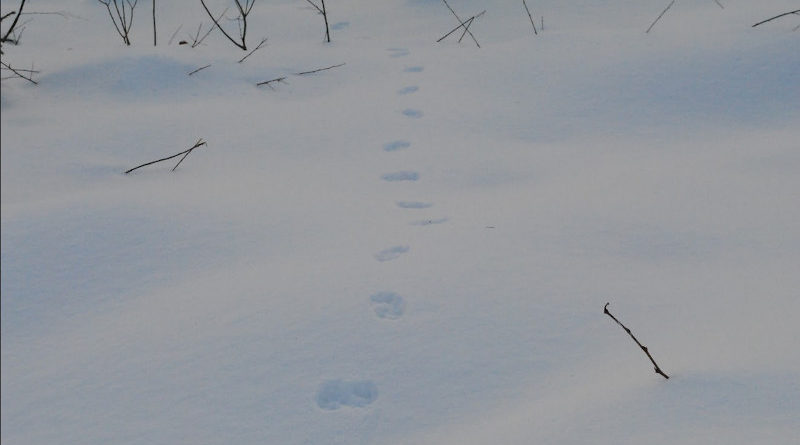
left=238, top=37, right=267, bottom=63
left=604, top=303, right=669, bottom=379
left=187, top=64, right=211, bottom=76
left=458, top=10, right=485, bottom=43
left=437, top=11, right=484, bottom=44
left=256, top=76, right=287, bottom=89
left=125, top=138, right=206, bottom=174
left=646, top=0, right=675, bottom=34
left=752, top=9, right=800, bottom=28
left=0, top=60, right=37, bottom=84
left=442, top=0, right=480, bottom=48
left=293, top=62, right=345, bottom=75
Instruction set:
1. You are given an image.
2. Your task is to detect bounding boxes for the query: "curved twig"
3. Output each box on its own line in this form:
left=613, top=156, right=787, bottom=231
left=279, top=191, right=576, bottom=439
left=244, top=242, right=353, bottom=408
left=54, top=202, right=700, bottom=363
left=752, top=9, right=800, bottom=28
left=125, top=139, right=206, bottom=174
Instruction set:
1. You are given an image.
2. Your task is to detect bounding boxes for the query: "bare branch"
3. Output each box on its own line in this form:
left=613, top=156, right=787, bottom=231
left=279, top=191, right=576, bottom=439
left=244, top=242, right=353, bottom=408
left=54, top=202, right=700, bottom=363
left=199, top=0, right=248, bottom=50
left=1, top=0, right=26, bottom=43
left=320, top=0, right=330, bottom=42
left=522, top=0, right=537, bottom=35
left=303, top=0, right=330, bottom=42
left=604, top=303, right=669, bottom=380
left=752, top=9, right=800, bottom=28
left=0, top=60, right=38, bottom=84
left=304, top=0, right=324, bottom=15
left=97, top=0, right=137, bottom=45
left=125, top=139, right=207, bottom=174
left=293, top=62, right=345, bottom=75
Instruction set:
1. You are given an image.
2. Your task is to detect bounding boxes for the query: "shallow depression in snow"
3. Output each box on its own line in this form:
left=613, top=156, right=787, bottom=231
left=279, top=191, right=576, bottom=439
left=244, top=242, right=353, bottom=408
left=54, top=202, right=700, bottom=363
left=316, top=380, right=378, bottom=410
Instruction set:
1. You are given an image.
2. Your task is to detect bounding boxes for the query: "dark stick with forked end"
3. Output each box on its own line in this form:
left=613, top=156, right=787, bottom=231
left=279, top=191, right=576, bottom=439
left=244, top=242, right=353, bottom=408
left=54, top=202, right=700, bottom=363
left=604, top=303, right=670, bottom=379
left=125, top=139, right=206, bottom=174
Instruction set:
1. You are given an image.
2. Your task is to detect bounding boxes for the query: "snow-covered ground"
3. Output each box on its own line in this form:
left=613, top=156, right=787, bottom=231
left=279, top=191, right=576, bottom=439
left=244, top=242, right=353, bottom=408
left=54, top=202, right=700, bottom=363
left=2, top=1, right=799, bottom=443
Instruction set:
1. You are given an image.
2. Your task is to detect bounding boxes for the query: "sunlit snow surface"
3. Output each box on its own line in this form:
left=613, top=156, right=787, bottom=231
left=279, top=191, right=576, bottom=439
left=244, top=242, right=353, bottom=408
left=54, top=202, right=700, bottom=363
left=2, top=1, right=799, bottom=444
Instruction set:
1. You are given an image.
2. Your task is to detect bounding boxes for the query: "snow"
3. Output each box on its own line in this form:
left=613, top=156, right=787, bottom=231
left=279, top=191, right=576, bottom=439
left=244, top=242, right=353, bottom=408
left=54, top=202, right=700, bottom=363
left=2, top=0, right=799, bottom=444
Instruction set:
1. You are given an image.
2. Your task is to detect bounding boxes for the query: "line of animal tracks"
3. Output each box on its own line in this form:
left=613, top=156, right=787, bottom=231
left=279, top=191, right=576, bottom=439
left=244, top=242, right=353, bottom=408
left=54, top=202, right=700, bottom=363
left=315, top=47, right=448, bottom=411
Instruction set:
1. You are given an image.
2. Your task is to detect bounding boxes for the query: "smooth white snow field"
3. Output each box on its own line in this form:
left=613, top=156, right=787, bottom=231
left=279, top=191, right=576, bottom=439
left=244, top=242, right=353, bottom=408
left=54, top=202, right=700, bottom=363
left=2, top=1, right=799, bottom=444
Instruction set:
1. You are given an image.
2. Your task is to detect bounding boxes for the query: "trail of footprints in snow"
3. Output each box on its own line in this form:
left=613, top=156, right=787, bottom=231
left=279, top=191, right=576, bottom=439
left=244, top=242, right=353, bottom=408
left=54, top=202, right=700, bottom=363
left=319, top=51, right=441, bottom=412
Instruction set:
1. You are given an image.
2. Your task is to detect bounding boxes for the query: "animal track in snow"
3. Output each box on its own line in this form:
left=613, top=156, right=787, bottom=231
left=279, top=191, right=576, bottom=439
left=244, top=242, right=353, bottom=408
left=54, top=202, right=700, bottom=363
left=397, top=86, right=419, bottom=95
left=411, top=217, right=449, bottom=226
left=382, top=171, right=419, bottom=182
left=331, top=21, right=349, bottom=30
left=370, top=291, right=406, bottom=319
left=374, top=246, right=409, bottom=262
left=402, top=109, right=423, bottom=118
left=383, top=140, right=411, bottom=152
left=396, top=201, right=433, bottom=209
left=404, top=66, right=424, bottom=73
left=316, top=380, right=378, bottom=410
left=387, top=48, right=410, bottom=58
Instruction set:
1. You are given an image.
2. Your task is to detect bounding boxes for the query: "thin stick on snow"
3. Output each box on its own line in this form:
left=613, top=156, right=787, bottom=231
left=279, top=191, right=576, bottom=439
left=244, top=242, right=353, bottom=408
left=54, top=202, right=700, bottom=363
left=523, top=0, right=537, bottom=35
left=293, top=62, right=345, bottom=75
left=185, top=18, right=218, bottom=48
left=437, top=16, right=471, bottom=42
left=125, top=139, right=206, bottom=174
left=168, top=23, right=181, bottom=45
left=0, top=60, right=38, bottom=84
left=752, top=10, right=800, bottom=28
left=238, top=37, right=267, bottom=63
left=442, top=0, right=480, bottom=47
left=604, top=303, right=670, bottom=380
left=458, top=10, right=485, bottom=44
left=646, top=0, right=675, bottom=34
left=437, top=11, right=483, bottom=44
left=712, top=0, right=724, bottom=10
left=256, top=76, right=286, bottom=89
left=457, top=18, right=475, bottom=43
left=187, top=64, right=210, bottom=76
